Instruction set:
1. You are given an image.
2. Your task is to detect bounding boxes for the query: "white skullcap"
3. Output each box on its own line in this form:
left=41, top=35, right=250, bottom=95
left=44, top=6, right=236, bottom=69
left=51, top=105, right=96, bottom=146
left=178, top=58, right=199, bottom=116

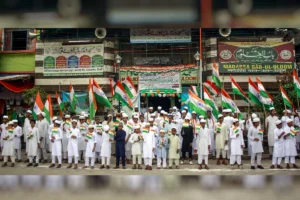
left=133, top=115, right=139, bottom=119
left=107, top=114, right=112, bottom=117
left=52, top=116, right=58, bottom=121
left=3, top=115, right=8, bottom=119
left=149, top=107, right=153, bottom=109
left=12, top=119, right=18, bottom=123
left=122, top=113, right=128, bottom=118
left=269, top=107, right=275, bottom=111
left=227, top=109, right=232, bottom=113
left=233, top=118, right=239, bottom=123
left=72, top=119, right=77, bottom=123
left=182, top=110, right=186, bottom=113
left=275, top=120, right=282, bottom=125
left=199, top=115, right=204, bottom=119
left=41, top=112, right=46, bottom=117
left=171, top=125, right=177, bottom=131
left=8, top=121, right=13, bottom=125
left=251, top=113, right=257, bottom=118
left=149, top=118, right=154, bottom=122
left=84, top=114, right=88, bottom=117
left=26, top=110, right=32, bottom=114
left=239, top=120, right=245, bottom=124
left=88, top=125, right=94, bottom=129
left=158, top=106, right=162, bottom=109
left=185, top=116, right=191, bottom=120
left=287, top=118, right=293, bottom=123
left=192, top=111, right=196, bottom=114
left=287, top=110, right=292, bottom=114
left=55, top=120, right=61, bottom=125
left=173, top=106, right=177, bottom=110
left=206, top=106, right=212, bottom=111
left=145, top=122, right=150, bottom=126
left=79, top=116, right=85, bottom=120
left=222, top=109, right=227, bottom=113
left=253, top=118, right=260, bottom=123
left=134, top=125, right=140, bottom=129
left=104, top=125, right=110, bottom=131
left=218, top=114, right=223, bottom=118
left=150, top=113, right=156, bottom=117
left=135, top=105, right=138, bottom=108
left=160, top=130, right=165, bottom=133
left=200, top=119, right=206, bottom=123
left=65, top=115, right=70, bottom=118
left=184, top=107, right=188, bottom=110
left=164, top=112, right=168, bottom=115
left=80, top=111, right=86, bottom=115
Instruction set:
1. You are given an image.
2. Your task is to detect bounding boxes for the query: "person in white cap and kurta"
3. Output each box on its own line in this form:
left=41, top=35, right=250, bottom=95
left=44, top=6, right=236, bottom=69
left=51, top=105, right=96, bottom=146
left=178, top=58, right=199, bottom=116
left=83, top=125, right=97, bottom=169
left=229, top=118, right=244, bottom=169
left=172, top=107, right=181, bottom=121
left=49, top=120, right=63, bottom=168
left=144, top=107, right=154, bottom=122
left=94, top=117, right=103, bottom=164
left=142, top=121, right=156, bottom=170
left=102, top=114, right=114, bottom=130
left=248, top=117, right=264, bottom=170
left=130, top=124, right=143, bottom=169
left=215, top=114, right=228, bottom=165
left=196, top=119, right=211, bottom=170
left=100, top=125, right=113, bottom=169
left=23, top=110, right=32, bottom=161
left=12, top=119, right=22, bottom=162
left=78, top=115, right=88, bottom=162
left=294, top=110, right=300, bottom=152
left=121, top=113, right=133, bottom=164
left=270, top=120, right=285, bottom=169
left=168, top=126, right=180, bottom=169
left=266, top=107, right=279, bottom=158
left=62, top=114, right=71, bottom=162
left=0, top=115, right=9, bottom=161
left=246, top=113, right=258, bottom=157
left=184, top=107, right=191, bottom=119
left=281, top=110, right=292, bottom=128
left=1, top=121, right=16, bottom=167
left=37, top=112, right=49, bottom=163
left=223, top=109, right=234, bottom=159
left=156, top=129, right=168, bottom=169
left=47, top=116, right=58, bottom=154
left=283, top=118, right=299, bottom=169
left=26, top=119, right=40, bottom=167
left=206, top=109, right=216, bottom=158
left=67, top=119, right=81, bottom=169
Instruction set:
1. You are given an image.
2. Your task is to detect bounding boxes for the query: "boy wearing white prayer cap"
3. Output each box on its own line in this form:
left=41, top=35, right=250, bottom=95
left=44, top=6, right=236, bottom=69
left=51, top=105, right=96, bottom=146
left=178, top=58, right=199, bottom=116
left=0, top=115, right=9, bottom=161
left=196, top=119, right=211, bottom=170
left=23, top=110, right=32, bottom=160
left=100, top=125, right=113, bottom=169
left=229, top=118, right=244, bottom=170
left=1, top=121, right=16, bottom=167
left=12, top=120, right=22, bottom=162
left=78, top=115, right=88, bottom=162
left=214, top=114, right=228, bottom=165
left=49, top=120, right=63, bottom=168
left=129, top=125, right=143, bottom=169
left=142, top=121, right=156, bottom=170
left=67, top=119, right=81, bottom=169
left=266, top=107, right=278, bottom=158
left=270, top=120, right=285, bottom=169
left=37, top=112, right=49, bottom=163
left=61, top=114, right=71, bottom=162
left=168, top=126, right=180, bottom=169
left=283, top=118, right=299, bottom=169
left=83, top=125, right=97, bottom=169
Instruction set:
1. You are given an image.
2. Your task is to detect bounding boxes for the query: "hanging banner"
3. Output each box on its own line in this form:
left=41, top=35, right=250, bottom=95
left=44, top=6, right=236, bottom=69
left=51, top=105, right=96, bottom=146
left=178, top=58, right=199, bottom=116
left=130, top=29, right=191, bottom=43
left=43, top=44, right=104, bottom=76
left=120, top=64, right=197, bottom=84
left=218, top=41, right=295, bottom=73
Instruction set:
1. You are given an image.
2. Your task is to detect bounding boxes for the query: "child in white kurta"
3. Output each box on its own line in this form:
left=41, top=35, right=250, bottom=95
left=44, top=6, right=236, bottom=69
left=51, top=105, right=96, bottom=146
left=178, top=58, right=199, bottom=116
left=94, top=119, right=103, bottom=163
left=196, top=119, right=211, bottom=170
left=214, top=114, right=228, bottom=165
left=168, top=126, right=180, bottom=169
left=83, top=125, right=97, bottom=169
left=67, top=120, right=81, bottom=169
left=78, top=116, right=88, bottom=162
left=142, top=121, right=156, bottom=170
left=156, top=130, right=168, bottom=169
left=270, top=120, right=286, bottom=169
left=230, top=119, right=244, bottom=169
left=247, top=117, right=264, bottom=169
left=1, top=121, right=16, bottom=167
left=130, top=125, right=143, bottom=169
left=100, top=125, right=113, bottom=169
left=49, top=120, right=63, bottom=168
left=62, top=115, right=71, bottom=161
left=12, top=120, right=23, bottom=162
left=283, top=119, right=299, bottom=169
left=0, top=115, right=9, bottom=160
left=27, top=120, right=40, bottom=167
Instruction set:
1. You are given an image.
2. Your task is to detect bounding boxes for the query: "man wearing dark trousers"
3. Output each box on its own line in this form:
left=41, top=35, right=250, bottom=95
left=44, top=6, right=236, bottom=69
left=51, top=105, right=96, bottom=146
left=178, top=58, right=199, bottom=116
left=114, top=123, right=126, bottom=169
left=181, top=116, right=194, bottom=165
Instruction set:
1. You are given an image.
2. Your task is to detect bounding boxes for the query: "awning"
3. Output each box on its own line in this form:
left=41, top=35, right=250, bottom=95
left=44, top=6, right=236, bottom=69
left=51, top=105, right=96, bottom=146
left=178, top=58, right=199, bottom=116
left=0, top=74, right=34, bottom=92
left=0, top=74, right=31, bottom=81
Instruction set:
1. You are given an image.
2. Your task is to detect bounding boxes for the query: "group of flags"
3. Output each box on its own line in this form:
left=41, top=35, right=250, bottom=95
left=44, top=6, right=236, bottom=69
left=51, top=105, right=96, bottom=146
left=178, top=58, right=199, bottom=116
left=188, top=61, right=300, bottom=119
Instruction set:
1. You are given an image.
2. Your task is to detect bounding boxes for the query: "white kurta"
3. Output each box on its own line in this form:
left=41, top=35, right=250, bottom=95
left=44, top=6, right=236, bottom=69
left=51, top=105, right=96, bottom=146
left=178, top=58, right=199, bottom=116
left=130, top=133, right=143, bottom=155
left=168, top=135, right=180, bottom=159
left=142, top=132, right=156, bottom=159
left=2, top=129, right=16, bottom=156
left=62, top=121, right=71, bottom=152
left=67, top=127, right=80, bottom=157
left=281, top=116, right=290, bottom=129
left=38, top=118, right=49, bottom=149
left=94, top=124, right=103, bottom=153
left=85, top=132, right=97, bottom=158
left=214, top=122, right=228, bottom=150
left=13, top=126, right=22, bottom=149
left=27, top=127, right=40, bottom=157
left=266, top=115, right=279, bottom=146
left=49, top=127, right=63, bottom=157
left=294, top=116, right=300, bottom=143
left=196, top=127, right=211, bottom=156
left=122, top=122, right=132, bottom=152
left=206, top=118, right=215, bottom=151
left=0, top=123, right=7, bottom=148
left=100, top=132, right=112, bottom=157
left=229, top=126, right=244, bottom=156
left=273, top=128, right=285, bottom=157
left=283, top=126, right=298, bottom=157
left=78, top=123, right=88, bottom=151
left=247, top=126, right=264, bottom=154
left=23, top=118, right=30, bottom=152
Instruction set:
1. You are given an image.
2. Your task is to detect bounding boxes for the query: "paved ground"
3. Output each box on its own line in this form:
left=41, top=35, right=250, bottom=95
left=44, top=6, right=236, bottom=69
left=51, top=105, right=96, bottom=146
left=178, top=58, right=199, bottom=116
left=1, top=157, right=300, bottom=175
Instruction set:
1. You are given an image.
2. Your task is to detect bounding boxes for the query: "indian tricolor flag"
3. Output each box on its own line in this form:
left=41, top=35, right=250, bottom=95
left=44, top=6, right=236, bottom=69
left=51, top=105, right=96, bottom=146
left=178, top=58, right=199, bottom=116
left=33, top=91, right=44, bottom=120
left=203, top=80, right=219, bottom=96
left=122, top=76, right=137, bottom=99
left=221, top=89, right=237, bottom=112
left=43, top=94, right=53, bottom=123
left=56, top=92, right=64, bottom=117
left=188, top=90, right=207, bottom=117
left=52, top=128, right=59, bottom=134
left=190, top=85, right=200, bottom=97
left=280, top=86, right=294, bottom=109
left=293, top=69, right=300, bottom=98
left=212, top=61, right=222, bottom=88
left=230, top=75, right=249, bottom=104
left=248, top=77, right=262, bottom=106
left=93, top=78, right=112, bottom=108
left=290, top=127, right=299, bottom=137
left=258, top=129, right=263, bottom=136
left=203, top=87, right=219, bottom=119
left=108, top=77, right=116, bottom=97
left=127, top=122, right=133, bottom=130
left=86, top=133, right=93, bottom=140
left=108, top=131, right=115, bottom=137
left=142, top=128, right=148, bottom=133
left=256, top=78, right=273, bottom=110
left=70, top=83, right=77, bottom=112
left=89, top=79, right=97, bottom=121
left=233, top=127, right=239, bottom=134
left=195, top=124, right=201, bottom=131
left=114, top=81, right=133, bottom=110
left=164, top=117, right=169, bottom=123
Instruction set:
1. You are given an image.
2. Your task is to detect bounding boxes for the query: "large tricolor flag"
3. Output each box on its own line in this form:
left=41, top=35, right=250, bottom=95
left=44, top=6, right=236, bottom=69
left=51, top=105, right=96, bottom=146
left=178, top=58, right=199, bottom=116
left=93, top=78, right=112, bottom=108
left=221, top=89, right=237, bottom=112
left=212, top=61, right=222, bottom=88
left=56, top=92, right=64, bottom=117
left=188, top=90, right=207, bottom=117
left=108, top=77, right=116, bottom=97
left=203, top=80, right=219, bottom=96
left=122, top=76, right=137, bottom=99
left=248, top=77, right=262, bottom=106
left=280, top=86, right=295, bottom=109
left=89, top=79, right=97, bottom=120
left=190, top=85, right=200, bottom=97
left=43, top=94, right=53, bottom=123
left=256, top=78, right=273, bottom=110
left=114, top=80, right=133, bottom=110
left=70, top=83, right=77, bottom=111
left=230, top=75, right=249, bottom=104
left=293, top=69, right=300, bottom=98
left=203, top=87, right=219, bottom=119
left=33, top=91, right=44, bottom=120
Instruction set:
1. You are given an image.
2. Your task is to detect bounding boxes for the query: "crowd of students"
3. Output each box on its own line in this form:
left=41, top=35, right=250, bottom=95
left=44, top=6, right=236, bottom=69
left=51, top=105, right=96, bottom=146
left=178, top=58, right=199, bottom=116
left=0, top=106, right=299, bottom=170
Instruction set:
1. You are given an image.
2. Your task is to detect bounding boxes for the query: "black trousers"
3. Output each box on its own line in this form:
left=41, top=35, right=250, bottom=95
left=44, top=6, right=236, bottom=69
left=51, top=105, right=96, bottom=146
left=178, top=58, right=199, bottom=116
left=116, top=155, right=126, bottom=166
left=182, top=146, right=193, bottom=160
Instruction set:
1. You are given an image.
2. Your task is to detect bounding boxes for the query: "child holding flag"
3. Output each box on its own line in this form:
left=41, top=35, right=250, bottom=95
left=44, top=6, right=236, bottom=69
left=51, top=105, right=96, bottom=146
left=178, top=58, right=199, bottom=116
left=156, top=130, right=168, bottom=169
left=49, top=120, right=63, bottom=168
left=130, top=125, right=143, bottom=169
left=62, top=115, right=71, bottom=162
left=78, top=116, right=88, bottom=163
left=168, top=126, right=180, bottom=169
left=27, top=120, right=40, bottom=167
left=142, top=121, right=156, bottom=170
left=94, top=117, right=103, bottom=164
left=215, top=114, right=228, bottom=165
left=283, top=119, right=299, bottom=169
left=229, top=119, right=244, bottom=170
left=67, top=119, right=81, bottom=169
left=100, top=125, right=114, bottom=169
left=1, top=121, right=16, bottom=167
left=83, top=125, right=97, bottom=169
